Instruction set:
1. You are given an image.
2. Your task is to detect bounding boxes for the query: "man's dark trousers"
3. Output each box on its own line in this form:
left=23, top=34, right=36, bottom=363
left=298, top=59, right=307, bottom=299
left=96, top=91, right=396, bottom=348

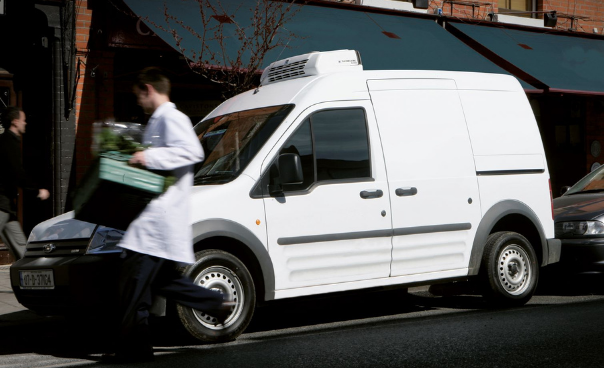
left=117, top=249, right=224, bottom=355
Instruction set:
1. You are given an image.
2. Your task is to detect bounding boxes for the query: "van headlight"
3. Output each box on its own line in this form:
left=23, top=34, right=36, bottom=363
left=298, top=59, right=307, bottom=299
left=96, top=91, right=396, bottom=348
left=87, top=226, right=125, bottom=254
left=561, top=221, right=604, bottom=235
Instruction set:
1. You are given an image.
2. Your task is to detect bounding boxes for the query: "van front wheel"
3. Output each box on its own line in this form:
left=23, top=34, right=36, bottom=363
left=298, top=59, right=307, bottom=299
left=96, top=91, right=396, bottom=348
left=177, top=249, right=256, bottom=343
left=480, top=231, right=539, bottom=307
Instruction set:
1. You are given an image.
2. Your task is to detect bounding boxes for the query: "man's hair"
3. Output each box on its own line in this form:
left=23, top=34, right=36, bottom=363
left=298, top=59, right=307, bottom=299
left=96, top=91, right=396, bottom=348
left=134, top=67, right=171, bottom=95
left=1, top=106, right=23, bottom=129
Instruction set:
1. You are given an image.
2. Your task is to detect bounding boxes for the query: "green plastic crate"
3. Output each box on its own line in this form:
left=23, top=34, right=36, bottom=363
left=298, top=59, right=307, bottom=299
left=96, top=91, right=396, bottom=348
left=98, top=152, right=165, bottom=194
left=73, top=152, right=168, bottom=230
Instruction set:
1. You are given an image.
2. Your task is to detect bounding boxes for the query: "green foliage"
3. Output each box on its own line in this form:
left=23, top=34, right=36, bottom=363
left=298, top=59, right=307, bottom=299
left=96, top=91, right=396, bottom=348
left=97, top=129, right=177, bottom=193
left=98, top=128, right=147, bottom=154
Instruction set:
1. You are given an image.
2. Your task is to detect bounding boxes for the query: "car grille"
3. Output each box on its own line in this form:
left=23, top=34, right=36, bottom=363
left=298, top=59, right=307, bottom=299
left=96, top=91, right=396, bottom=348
left=25, top=239, right=89, bottom=257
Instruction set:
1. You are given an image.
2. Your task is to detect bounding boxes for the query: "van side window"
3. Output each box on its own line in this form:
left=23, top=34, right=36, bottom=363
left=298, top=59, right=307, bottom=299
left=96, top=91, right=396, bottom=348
left=278, top=108, right=371, bottom=193
left=280, top=119, right=314, bottom=191
left=312, top=109, right=370, bottom=181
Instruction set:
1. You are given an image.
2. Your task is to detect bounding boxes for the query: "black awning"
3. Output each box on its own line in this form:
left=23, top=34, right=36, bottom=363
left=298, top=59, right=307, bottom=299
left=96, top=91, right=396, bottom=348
left=448, top=22, right=604, bottom=95
left=123, top=0, right=529, bottom=86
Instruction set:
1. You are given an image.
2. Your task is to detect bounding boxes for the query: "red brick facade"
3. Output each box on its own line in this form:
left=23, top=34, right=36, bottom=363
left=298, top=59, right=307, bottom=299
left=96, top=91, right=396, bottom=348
left=422, top=0, right=604, bottom=34
left=540, top=0, right=604, bottom=33
left=75, top=0, right=116, bottom=180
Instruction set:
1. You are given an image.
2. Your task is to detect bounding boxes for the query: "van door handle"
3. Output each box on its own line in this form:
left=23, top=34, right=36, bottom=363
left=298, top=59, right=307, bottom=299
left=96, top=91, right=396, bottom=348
left=395, top=187, right=417, bottom=196
left=360, top=189, right=383, bottom=199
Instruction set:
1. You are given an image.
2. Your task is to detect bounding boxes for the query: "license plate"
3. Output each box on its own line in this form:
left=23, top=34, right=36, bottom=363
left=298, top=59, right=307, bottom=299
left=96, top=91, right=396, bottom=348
left=19, top=270, right=55, bottom=290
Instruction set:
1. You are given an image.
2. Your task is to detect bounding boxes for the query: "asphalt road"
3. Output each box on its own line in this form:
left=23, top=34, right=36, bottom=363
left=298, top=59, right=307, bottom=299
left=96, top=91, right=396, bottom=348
left=1, top=273, right=604, bottom=367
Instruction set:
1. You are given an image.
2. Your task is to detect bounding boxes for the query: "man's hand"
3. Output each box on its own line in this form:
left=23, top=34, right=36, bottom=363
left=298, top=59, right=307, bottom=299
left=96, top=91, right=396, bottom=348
left=38, top=189, right=50, bottom=200
left=129, top=151, right=147, bottom=167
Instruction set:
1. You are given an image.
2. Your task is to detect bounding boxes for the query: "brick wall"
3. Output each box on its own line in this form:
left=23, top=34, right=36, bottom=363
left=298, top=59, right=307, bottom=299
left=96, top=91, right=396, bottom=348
left=428, top=0, right=499, bottom=19
left=541, top=0, right=604, bottom=33
left=423, top=0, right=604, bottom=33
left=75, top=0, right=115, bottom=181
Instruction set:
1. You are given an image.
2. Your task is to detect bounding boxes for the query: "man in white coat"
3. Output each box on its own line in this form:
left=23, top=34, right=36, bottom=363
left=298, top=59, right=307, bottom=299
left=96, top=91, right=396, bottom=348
left=108, top=67, right=233, bottom=363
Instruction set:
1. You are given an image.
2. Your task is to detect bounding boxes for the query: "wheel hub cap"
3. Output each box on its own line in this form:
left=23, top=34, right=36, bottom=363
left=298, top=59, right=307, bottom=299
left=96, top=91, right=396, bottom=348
left=498, top=244, right=532, bottom=295
left=193, top=266, right=244, bottom=330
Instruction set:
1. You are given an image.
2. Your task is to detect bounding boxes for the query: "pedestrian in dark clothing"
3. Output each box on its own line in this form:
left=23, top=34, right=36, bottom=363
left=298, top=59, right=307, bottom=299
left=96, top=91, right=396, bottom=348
left=0, top=107, right=49, bottom=260
left=104, top=68, right=234, bottom=364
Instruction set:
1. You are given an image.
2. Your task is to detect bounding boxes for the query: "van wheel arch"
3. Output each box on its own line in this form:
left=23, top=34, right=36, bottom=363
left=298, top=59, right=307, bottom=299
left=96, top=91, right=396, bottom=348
left=191, top=219, right=275, bottom=302
left=469, top=200, right=546, bottom=276
left=193, top=236, right=266, bottom=303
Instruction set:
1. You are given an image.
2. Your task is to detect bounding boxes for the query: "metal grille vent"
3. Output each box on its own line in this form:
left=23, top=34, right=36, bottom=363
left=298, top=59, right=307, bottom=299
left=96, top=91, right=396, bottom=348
left=267, top=59, right=308, bottom=82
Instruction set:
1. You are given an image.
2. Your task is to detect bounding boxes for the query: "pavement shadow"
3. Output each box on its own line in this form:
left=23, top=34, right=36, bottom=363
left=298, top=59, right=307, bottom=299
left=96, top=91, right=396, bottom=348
left=0, top=288, right=434, bottom=358
left=537, top=268, right=604, bottom=296
left=151, top=288, right=432, bottom=347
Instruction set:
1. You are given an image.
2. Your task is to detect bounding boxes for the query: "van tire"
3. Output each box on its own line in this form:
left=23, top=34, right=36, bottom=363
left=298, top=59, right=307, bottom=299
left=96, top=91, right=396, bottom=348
left=177, top=249, right=256, bottom=343
left=480, top=231, right=539, bottom=307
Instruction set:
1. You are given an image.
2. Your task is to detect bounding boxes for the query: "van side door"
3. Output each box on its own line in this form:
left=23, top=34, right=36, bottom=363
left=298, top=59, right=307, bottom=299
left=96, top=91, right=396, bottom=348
left=368, top=79, right=481, bottom=278
left=261, top=101, right=393, bottom=293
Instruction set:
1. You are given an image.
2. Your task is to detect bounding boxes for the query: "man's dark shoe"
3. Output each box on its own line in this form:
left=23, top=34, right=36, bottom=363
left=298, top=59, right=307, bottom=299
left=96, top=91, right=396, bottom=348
left=212, top=300, right=237, bottom=325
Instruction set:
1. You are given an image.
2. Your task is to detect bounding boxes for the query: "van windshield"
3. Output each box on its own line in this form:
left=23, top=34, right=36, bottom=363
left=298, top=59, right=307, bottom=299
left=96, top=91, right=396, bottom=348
left=193, top=104, right=294, bottom=185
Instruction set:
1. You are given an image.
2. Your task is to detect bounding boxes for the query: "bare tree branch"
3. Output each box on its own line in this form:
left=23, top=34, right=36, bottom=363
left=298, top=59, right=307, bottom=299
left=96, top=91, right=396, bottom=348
left=145, top=0, right=302, bottom=99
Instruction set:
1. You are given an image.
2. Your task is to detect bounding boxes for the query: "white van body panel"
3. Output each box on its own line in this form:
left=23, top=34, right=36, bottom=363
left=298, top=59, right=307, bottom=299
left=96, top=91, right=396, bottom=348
left=473, top=154, right=545, bottom=172
left=262, top=100, right=393, bottom=290
left=457, top=83, right=554, bottom=238
left=367, top=79, right=481, bottom=277
left=478, top=175, right=554, bottom=237
left=274, top=269, right=469, bottom=299
left=458, top=89, right=544, bottom=157
left=189, top=175, right=268, bottom=249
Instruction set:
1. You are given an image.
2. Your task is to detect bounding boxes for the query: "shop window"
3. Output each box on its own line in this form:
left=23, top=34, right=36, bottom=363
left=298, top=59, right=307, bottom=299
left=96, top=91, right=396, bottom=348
left=500, top=0, right=535, bottom=15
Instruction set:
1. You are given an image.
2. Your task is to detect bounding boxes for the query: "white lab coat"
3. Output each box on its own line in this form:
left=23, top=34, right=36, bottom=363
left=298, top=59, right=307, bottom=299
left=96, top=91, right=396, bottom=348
left=118, top=102, right=204, bottom=263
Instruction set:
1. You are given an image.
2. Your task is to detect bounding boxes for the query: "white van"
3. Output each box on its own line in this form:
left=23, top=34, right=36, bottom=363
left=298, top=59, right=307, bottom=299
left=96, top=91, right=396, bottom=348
left=12, top=50, right=560, bottom=343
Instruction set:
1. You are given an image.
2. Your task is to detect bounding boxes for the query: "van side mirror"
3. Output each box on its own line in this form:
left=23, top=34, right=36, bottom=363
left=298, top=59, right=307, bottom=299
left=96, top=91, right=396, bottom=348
left=279, top=153, right=303, bottom=185
left=268, top=153, right=303, bottom=195
left=560, top=186, right=571, bottom=196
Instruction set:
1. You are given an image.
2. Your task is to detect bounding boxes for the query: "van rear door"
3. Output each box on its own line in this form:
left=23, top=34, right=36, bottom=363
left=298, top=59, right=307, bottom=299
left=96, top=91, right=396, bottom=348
left=368, top=79, right=480, bottom=278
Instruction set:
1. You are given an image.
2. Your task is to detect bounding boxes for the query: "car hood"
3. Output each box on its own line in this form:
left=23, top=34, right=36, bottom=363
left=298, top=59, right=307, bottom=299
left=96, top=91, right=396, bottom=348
left=553, top=194, right=604, bottom=222
left=28, top=211, right=98, bottom=243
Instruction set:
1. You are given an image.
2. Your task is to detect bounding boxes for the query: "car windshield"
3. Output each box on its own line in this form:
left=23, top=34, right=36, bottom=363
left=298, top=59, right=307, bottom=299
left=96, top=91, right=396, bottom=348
left=193, top=104, right=294, bottom=185
left=565, top=164, right=604, bottom=195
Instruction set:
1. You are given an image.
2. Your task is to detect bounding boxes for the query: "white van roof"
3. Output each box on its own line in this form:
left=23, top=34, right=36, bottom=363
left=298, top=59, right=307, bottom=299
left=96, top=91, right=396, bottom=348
left=206, top=50, right=523, bottom=119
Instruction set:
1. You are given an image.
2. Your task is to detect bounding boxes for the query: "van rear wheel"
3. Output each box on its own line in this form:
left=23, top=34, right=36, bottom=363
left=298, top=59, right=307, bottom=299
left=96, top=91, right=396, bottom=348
left=177, top=249, right=256, bottom=343
left=480, top=231, right=539, bottom=307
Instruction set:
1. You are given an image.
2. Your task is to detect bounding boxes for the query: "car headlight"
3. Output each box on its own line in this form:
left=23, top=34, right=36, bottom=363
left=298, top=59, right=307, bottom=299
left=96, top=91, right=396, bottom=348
left=87, top=226, right=125, bottom=254
left=561, top=221, right=604, bottom=235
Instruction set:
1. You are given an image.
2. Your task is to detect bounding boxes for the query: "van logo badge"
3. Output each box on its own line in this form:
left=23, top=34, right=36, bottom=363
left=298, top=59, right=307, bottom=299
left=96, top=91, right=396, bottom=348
left=43, top=244, right=56, bottom=253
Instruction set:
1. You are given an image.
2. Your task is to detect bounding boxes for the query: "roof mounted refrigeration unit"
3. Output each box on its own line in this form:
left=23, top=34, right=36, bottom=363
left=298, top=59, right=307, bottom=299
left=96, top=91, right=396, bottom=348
left=260, top=49, right=363, bottom=86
